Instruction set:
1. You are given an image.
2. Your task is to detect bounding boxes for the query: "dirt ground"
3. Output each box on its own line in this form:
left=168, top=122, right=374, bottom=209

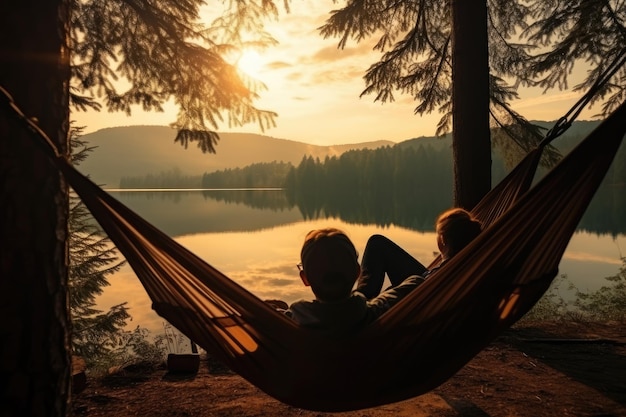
left=72, top=320, right=626, bottom=417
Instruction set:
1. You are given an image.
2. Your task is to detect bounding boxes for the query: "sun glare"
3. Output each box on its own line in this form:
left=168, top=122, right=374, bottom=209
left=237, top=50, right=264, bottom=78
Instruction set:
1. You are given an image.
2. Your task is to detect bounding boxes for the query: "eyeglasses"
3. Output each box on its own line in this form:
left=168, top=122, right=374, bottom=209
left=296, top=263, right=303, bottom=272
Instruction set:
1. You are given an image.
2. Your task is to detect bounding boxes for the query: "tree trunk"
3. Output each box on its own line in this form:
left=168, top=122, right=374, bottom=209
left=0, top=1, right=72, bottom=415
left=451, top=0, right=492, bottom=210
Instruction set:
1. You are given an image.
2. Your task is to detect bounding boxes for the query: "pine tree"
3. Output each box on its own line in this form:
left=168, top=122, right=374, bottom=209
left=0, top=1, right=287, bottom=414
left=68, top=126, right=131, bottom=369
left=319, top=0, right=625, bottom=206
left=523, top=0, right=626, bottom=115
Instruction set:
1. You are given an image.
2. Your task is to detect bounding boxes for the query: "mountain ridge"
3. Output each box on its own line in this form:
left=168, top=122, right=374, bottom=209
left=80, top=120, right=602, bottom=187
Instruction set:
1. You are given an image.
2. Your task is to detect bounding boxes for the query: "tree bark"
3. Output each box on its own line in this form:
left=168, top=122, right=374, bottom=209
left=451, top=0, right=492, bottom=210
left=0, top=1, right=72, bottom=415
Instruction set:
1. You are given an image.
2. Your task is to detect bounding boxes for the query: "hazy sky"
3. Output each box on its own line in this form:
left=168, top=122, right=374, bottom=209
left=72, top=0, right=601, bottom=146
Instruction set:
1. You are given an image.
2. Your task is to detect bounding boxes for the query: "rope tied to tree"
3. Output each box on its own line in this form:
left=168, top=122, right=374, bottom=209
left=541, top=47, right=626, bottom=147
left=0, top=85, right=65, bottom=161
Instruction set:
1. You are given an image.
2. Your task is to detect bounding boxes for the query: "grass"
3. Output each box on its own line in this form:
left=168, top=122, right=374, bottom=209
left=522, top=257, right=626, bottom=323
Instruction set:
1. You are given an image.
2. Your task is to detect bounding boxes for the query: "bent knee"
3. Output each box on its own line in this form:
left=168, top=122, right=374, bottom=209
left=367, top=234, right=387, bottom=245
left=366, top=234, right=393, bottom=249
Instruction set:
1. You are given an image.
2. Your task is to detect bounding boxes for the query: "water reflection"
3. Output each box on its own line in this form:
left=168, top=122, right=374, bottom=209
left=109, top=190, right=302, bottom=235
left=110, top=184, right=626, bottom=236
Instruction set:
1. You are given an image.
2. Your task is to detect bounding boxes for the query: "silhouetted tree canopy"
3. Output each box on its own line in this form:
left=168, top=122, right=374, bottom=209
left=319, top=0, right=625, bottom=206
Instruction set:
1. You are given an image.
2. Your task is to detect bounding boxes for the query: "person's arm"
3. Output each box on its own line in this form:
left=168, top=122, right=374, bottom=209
left=366, top=275, right=425, bottom=318
left=264, top=299, right=288, bottom=310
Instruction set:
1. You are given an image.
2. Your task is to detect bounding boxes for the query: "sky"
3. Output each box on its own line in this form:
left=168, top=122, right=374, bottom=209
left=72, top=0, right=600, bottom=147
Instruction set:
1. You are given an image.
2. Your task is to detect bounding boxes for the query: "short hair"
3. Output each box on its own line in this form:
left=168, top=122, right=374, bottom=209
left=300, top=228, right=359, bottom=302
left=435, top=208, right=482, bottom=257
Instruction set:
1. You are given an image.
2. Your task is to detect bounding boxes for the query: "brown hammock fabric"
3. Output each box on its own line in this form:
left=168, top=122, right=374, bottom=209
left=20, top=98, right=626, bottom=411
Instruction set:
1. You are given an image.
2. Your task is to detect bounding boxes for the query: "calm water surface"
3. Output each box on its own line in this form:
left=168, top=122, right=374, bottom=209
left=95, top=190, right=626, bottom=338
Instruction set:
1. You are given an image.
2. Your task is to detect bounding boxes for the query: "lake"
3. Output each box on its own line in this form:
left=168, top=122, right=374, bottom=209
left=94, top=189, right=626, bottom=338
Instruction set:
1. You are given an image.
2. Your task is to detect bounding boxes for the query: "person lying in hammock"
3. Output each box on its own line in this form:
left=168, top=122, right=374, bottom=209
left=355, top=208, right=483, bottom=299
left=274, top=227, right=424, bottom=332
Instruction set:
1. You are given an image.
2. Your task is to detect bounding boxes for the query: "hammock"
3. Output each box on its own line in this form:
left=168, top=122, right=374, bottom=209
left=4, top=84, right=625, bottom=411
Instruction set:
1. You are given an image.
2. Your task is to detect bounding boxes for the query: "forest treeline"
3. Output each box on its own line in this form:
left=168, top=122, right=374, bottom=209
left=119, top=131, right=625, bottom=202
left=115, top=135, right=626, bottom=234
left=120, top=167, right=203, bottom=189
left=119, top=141, right=506, bottom=191
left=284, top=144, right=460, bottom=227
left=202, top=161, right=293, bottom=188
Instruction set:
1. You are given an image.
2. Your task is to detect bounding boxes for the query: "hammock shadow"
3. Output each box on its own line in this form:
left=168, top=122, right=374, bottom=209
left=439, top=397, right=490, bottom=416
left=509, top=328, right=626, bottom=407
left=162, top=372, right=198, bottom=382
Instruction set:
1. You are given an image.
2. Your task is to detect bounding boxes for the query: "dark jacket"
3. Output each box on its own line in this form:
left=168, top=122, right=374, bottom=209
left=285, top=275, right=425, bottom=332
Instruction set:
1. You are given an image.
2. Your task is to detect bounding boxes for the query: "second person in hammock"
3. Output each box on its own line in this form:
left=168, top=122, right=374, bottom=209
left=355, top=207, right=483, bottom=299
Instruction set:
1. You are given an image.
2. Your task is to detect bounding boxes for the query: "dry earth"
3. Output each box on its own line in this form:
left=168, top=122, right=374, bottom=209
left=72, top=321, right=626, bottom=417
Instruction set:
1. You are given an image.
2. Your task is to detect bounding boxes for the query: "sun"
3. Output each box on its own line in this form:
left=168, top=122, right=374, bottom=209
left=237, top=50, right=264, bottom=78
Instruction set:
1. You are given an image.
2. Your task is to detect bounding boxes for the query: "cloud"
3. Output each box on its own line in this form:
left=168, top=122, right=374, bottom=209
left=285, top=69, right=307, bottom=82
left=255, top=263, right=296, bottom=275
left=265, top=60, right=292, bottom=70
left=309, top=67, right=365, bottom=85
left=515, top=90, right=581, bottom=109
left=265, top=277, right=297, bottom=287
left=311, top=41, right=376, bottom=64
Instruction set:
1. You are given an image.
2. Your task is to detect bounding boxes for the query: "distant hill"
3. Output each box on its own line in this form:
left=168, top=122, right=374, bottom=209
left=79, top=126, right=394, bottom=187
left=397, top=119, right=602, bottom=152
left=79, top=120, right=602, bottom=187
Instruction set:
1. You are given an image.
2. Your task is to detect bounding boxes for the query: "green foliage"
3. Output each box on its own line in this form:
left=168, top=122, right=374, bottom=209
left=575, top=257, right=626, bottom=321
left=88, top=326, right=168, bottom=376
left=69, top=126, right=127, bottom=359
left=522, top=275, right=578, bottom=322
left=320, top=1, right=533, bottom=136
left=523, top=1, right=626, bottom=116
left=69, top=0, right=286, bottom=152
left=119, top=161, right=293, bottom=188
left=284, top=143, right=454, bottom=228
left=157, top=323, right=191, bottom=354
left=202, top=161, right=293, bottom=188
left=319, top=0, right=625, bottom=163
left=120, top=168, right=203, bottom=189
left=524, top=258, right=626, bottom=323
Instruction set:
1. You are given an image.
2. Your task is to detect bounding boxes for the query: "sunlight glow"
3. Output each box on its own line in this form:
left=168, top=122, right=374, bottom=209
left=237, top=50, right=265, bottom=78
